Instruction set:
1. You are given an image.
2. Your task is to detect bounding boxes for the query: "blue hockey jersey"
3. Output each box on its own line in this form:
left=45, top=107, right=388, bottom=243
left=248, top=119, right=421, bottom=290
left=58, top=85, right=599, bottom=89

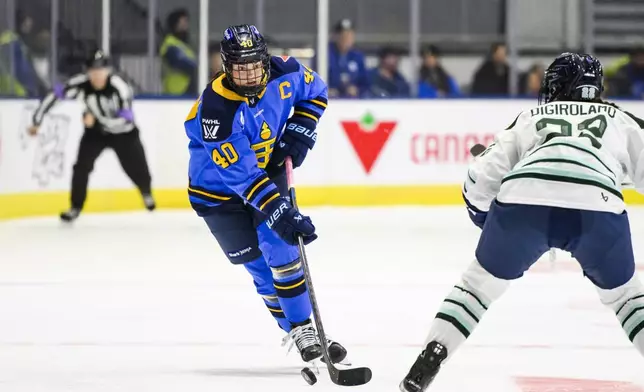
left=184, top=56, right=328, bottom=216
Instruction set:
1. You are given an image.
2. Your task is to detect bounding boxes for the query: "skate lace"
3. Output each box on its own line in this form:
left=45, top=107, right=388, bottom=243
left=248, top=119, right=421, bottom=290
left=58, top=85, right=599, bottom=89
left=281, top=325, right=318, bottom=355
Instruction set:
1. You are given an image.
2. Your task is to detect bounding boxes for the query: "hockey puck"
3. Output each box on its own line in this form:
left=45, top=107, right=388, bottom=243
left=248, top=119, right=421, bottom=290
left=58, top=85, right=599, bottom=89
left=301, top=367, right=317, bottom=385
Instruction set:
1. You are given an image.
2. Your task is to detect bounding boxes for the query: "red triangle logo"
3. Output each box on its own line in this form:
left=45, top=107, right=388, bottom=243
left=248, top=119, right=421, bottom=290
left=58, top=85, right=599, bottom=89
left=341, top=114, right=397, bottom=174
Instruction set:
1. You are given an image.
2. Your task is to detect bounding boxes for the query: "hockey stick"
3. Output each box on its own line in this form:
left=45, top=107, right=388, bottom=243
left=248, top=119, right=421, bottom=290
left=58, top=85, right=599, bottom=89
left=284, top=157, right=373, bottom=387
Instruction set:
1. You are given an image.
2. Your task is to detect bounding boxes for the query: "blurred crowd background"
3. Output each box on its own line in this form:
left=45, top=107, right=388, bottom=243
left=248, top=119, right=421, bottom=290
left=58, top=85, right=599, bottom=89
left=0, top=0, right=643, bottom=100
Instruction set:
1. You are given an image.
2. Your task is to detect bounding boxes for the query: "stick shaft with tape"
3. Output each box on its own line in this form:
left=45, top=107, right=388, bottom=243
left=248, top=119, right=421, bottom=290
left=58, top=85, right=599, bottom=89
left=284, top=157, right=372, bottom=386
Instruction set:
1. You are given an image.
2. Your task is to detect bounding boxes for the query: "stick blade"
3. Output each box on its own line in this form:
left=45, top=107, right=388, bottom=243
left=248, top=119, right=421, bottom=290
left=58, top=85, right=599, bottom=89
left=470, top=143, right=486, bottom=157
left=331, top=367, right=373, bottom=386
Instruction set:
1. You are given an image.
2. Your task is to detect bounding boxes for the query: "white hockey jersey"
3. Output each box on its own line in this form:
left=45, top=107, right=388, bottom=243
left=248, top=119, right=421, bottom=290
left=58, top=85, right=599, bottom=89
left=463, top=101, right=644, bottom=214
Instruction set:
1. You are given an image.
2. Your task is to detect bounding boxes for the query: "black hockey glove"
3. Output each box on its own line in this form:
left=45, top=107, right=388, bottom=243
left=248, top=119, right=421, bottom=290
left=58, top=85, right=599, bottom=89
left=264, top=197, right=317, bottom=245
left=270, top=119, right=317, bottom=169
left=463, top=193, right=487, bottom=230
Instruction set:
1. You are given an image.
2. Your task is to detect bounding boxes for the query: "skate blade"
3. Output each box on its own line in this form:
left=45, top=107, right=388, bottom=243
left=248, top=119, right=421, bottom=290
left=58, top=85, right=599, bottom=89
left=319, top=355, right=352, bottom=366
left=306, top=359, right=322, bottom=375
left=336, top=358, right=352, bottom=366
left=318, top=357, right=352, bottom=368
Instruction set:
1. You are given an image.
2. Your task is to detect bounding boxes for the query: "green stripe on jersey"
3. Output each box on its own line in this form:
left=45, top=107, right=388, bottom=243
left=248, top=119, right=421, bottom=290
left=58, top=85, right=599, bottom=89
left=505, top=166, right=618, bottom=190
left=467, top=171, right=476, bottom=184
left=520, top=157, right=616, bottom=186
left=502, top=170, right=623, bottom=200
left=528, top=139, right=616, bottom=176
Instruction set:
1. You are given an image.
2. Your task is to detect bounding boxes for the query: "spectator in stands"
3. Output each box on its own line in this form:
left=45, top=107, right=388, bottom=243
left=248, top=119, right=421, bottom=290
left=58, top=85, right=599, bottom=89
left=471, top=43, right=509, bottom=96
left=604, top=53, right=630, bottom=80
left=322, top=18, right=367, bottom=98
left=160, top=8, right=197, bottom=96
left=519, top=63, right=544, bottom=97
left=209, top=42, right=222, bottom=79
left=0, top=10, right=44, bottom=97
left=606, top=46, right=644, bottom=98
left=417, top=45, right=460, bottom=98
left=366, top=46, right=410, bottom=98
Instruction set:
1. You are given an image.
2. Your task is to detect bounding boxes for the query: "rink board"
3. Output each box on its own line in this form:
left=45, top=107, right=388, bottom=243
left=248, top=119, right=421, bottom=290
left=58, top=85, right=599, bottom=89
left=1, top=187, right=644, bottom=220
left=1, top=99, right=644, bottom=219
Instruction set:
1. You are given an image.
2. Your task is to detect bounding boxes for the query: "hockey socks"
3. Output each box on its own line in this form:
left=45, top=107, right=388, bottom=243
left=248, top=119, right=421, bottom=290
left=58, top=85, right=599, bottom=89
left=271, top=258, right=312, bottom=327
left=424, top=259, right=509, bottom=360
left=261, top=294, right=292, bottom=331
left=244, top=257, right=310, bottom=332
left=617, top=293, right=644, bottom=354
left=401, top=260, right=510, bottom=392
left=596, top=274, right=644, bottom=356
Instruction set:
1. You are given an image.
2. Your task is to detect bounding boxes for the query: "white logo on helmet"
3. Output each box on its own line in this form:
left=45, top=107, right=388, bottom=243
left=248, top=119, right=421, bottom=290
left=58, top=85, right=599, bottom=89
left=578, top=85, right=598, bottom=99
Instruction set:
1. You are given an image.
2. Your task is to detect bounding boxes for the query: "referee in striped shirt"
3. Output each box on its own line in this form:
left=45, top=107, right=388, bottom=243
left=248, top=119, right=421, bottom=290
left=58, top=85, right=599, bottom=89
left=28, top=50, right=155, bottom=222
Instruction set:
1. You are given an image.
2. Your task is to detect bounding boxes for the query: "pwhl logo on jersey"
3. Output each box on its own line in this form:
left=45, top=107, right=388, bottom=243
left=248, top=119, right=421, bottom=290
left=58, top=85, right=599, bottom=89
left=201, top=118, right=221, bottom=141
left=341, top=112, right=397, bottom=174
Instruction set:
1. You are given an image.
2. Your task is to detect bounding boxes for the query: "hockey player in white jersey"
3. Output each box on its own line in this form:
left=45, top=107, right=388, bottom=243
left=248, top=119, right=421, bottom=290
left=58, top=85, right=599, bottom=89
left=400, top=53, right=644, bottom=392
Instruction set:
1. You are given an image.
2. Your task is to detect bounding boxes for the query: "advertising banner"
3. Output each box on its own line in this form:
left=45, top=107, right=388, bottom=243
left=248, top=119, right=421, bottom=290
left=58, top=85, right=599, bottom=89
left=1, top=99, right=643, bottom=218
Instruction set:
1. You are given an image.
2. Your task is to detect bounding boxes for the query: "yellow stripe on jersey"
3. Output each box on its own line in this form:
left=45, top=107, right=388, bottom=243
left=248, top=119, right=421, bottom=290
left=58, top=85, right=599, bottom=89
left=259, top=193, right=280, bottom=211
left=187, top=187, right=232, bottom=201
left=309, top=99, right=327, bottom=108
left=293, top=111, right=319, bottom=123
left=246, top=178, right=269, bottom=201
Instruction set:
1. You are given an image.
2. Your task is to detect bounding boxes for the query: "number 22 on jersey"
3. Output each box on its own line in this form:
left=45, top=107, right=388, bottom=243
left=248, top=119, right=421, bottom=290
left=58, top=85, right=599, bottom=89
left=536, top=114, right=607, bottom=148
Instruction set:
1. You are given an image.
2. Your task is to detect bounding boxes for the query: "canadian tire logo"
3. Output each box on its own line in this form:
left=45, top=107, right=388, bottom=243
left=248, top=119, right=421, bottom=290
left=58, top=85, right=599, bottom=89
left=340, top=112, right=397, bottom=174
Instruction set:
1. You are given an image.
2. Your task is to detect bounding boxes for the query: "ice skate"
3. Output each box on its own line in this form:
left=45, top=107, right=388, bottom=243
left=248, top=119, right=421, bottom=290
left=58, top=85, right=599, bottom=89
left=320, top=336, right=348, bottom=365
left=400, top=341, right=448, bottom=392
left=142, top=194, right=156, bottom=211
left=282, top=320, right=323, bottom=363
left=60, top=207, right=81, bottom=222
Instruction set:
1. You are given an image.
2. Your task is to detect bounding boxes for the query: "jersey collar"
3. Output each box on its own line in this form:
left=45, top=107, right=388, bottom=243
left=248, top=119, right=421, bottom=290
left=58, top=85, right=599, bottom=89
left=211, top=74, right=266, bottom=105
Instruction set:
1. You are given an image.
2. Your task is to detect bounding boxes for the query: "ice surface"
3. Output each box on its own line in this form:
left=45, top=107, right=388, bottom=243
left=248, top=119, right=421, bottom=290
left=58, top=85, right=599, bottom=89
left=0, top=207, right=643, bottom=392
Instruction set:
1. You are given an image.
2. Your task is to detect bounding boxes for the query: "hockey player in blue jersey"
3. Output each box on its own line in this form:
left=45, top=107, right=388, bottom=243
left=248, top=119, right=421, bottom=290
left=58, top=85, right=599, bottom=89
left=184, top=25, right=347, bottom=365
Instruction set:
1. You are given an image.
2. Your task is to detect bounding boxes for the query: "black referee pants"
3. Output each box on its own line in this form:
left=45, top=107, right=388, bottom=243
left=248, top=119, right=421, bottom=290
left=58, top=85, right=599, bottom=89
left=70, top=127, right=152, bottom=209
